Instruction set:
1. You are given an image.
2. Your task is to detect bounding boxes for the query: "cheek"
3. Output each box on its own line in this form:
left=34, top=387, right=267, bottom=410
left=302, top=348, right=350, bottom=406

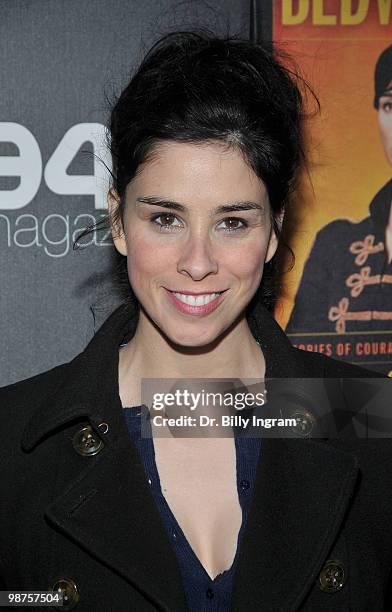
left=386, top=122, right=392, bottom=145
left=223, top=241, right=267, bottom=282
left=379, top=115, right=392, bottom=142
left=125, top=237, right=163, bottom=288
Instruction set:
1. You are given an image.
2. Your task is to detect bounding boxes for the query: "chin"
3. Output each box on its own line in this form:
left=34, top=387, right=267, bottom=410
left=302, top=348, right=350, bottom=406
left=171, top=334, right=217, bottom=349
left=163, top=326, right=222, bottom=349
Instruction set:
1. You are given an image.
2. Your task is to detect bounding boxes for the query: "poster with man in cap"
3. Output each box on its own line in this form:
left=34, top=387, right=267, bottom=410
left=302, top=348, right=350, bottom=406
left=285, top=44, right=392, bottom=375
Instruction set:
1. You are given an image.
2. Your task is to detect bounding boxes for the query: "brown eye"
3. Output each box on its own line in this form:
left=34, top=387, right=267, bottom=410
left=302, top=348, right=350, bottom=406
left=150, top=213, right=182, bottom=231
left=227, top=219, right=240, bottom=229
left=160, top=214, right=175, bottom=225
left=218, top=217, right=248, bottom=232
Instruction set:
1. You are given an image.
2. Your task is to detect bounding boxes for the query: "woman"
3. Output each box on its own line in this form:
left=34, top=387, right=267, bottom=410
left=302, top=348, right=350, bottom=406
left=1, top=30, right=391, bottom=612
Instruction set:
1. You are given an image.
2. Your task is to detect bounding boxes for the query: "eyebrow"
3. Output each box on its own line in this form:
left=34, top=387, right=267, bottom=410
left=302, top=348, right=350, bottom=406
left=380, top=90, right=392, bottom=98
left=136, top=196, right=265, bottom=216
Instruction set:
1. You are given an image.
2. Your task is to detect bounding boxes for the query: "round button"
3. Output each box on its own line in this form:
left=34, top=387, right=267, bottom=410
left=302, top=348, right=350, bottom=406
left=206, top=588, right=214, bottom=599
left=240, top=479, right=250, bottom=490
left=49, top=577, right=79, bottom=610
left=72, top=425, right=104, bottom=456
left=290, top=409, right=316, bottom=437
left=318, top=559, right=346, bottom=592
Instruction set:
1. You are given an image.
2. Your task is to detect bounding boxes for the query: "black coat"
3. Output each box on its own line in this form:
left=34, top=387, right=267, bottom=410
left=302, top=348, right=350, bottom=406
left=1, top=301, right=392, bottom=611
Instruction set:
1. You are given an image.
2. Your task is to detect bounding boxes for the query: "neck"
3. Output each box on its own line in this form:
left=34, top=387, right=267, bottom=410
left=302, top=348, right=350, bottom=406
left=118, top=312, right=265, bottom=408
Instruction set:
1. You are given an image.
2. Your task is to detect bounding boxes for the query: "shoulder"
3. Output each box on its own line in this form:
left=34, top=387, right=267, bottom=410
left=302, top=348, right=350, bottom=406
left=369, top=177, right=392, bottom=206
left=315, top=218, right=353, bottom=235
left=0, top=362, right=71, bottom=440
left=291, top=346, right=385, bottom=378
left=293, top=348, right=392, bottom=460
left=311, top=217, right=371, bottom=247
left=0, top=361, right=71, bottom=404
left=300, top=220, right=367, bottom=269
left=288, top=351, right=392, bottom=501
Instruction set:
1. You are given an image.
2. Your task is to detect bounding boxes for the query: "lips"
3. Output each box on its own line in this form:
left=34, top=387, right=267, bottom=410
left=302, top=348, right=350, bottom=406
left=168, top=290, right=227, bottom=296
left=164, top=288, right=228, bottom=316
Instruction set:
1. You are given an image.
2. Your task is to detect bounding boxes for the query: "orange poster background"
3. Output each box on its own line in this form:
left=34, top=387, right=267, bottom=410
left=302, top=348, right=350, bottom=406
left=272, top=0, right=392, bottom=329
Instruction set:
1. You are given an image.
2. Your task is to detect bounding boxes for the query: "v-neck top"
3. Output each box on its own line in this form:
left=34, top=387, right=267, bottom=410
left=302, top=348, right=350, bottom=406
left=122, top=404, right=261, bottom=612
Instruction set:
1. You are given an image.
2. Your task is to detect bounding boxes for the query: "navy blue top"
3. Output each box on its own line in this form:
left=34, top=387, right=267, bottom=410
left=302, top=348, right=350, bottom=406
left=123, top=404, right=261, bottom=612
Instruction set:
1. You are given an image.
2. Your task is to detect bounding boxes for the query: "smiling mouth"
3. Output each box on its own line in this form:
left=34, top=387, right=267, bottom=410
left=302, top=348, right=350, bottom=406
left=168, top=290, right=227, bottom=306
left=164, top=288, right=228, bottom=314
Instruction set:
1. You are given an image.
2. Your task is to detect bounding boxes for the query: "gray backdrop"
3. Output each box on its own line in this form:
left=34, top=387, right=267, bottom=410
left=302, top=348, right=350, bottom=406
left=0, top=0, right=266, bottom=386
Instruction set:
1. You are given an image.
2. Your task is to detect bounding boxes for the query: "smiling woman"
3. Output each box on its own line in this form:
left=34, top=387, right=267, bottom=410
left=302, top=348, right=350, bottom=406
left=1, top=28, right=392, bottom=612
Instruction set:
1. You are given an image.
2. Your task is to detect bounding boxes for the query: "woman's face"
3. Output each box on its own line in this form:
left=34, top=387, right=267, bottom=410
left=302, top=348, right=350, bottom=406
left=378, top=83, right=392, bottom=165
left=110, top=140, right=279, bottom=347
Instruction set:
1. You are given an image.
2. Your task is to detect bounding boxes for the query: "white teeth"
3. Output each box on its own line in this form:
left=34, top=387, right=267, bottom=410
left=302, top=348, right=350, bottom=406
left=173, top=292, right=221, bottom=306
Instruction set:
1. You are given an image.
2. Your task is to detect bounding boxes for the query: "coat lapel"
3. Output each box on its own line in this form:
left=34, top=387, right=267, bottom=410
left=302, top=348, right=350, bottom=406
left=230, top=436, right=358, bottom=611
left=232, top=300, right=359, bottom=610
left=44, top=431, right=188, bottom=611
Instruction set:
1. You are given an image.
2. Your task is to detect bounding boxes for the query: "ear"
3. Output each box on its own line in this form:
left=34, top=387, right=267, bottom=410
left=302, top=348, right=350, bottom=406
left=265, top=211, right=284, bottom=263
left=107, top=189, right=128, bottom=256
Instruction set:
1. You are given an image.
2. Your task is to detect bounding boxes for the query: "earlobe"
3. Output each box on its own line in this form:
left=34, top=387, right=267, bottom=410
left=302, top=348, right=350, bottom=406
left=107, top=190, right=128, bottom=257
left=265, top=211, right=284, bottom=263
left=265, top=230, right=279, bottom=263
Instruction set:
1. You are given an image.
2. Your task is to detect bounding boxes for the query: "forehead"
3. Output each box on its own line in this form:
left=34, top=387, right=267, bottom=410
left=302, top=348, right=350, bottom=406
left=127, top=140, right=268, bottom=203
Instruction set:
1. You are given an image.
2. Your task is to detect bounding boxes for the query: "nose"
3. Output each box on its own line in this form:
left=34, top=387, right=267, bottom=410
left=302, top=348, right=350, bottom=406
left=177, top=231, right=218, bottom=280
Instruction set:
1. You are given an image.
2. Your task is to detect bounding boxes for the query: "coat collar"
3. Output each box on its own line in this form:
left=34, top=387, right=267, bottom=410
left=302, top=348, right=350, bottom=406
left=369, top=177, right=392, bottom=242
left=22, top=298, right=320, bottom=452
left=22, top=300, right=138, bottom=452
left=21, top=300, right=359, bottom=611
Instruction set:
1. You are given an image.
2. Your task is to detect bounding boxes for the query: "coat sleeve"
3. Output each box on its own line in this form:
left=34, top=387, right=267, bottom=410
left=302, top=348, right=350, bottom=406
left=285, top=220, right=350, bottom=334
left=385, top=566, right=392, bottom=608
left=0, top=553, right=5, bottom=588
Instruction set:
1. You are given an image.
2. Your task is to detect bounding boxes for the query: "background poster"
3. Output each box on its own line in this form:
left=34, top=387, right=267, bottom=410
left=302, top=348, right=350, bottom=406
left=273, top=0, right=392, bottom=375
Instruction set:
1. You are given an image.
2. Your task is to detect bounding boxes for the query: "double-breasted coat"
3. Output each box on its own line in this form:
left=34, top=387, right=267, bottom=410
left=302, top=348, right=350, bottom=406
left=1, top=299, right=392, bottom=611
